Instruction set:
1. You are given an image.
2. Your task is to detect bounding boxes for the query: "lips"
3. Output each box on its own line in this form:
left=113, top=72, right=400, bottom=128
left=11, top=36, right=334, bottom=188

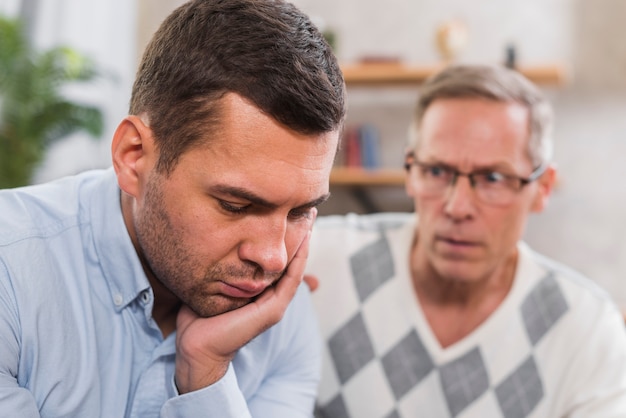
left=219, top=280, right=271, bottom=299
left=437, top=236, right=480, bottom=246
left=434, top=233, right=483, bottom=254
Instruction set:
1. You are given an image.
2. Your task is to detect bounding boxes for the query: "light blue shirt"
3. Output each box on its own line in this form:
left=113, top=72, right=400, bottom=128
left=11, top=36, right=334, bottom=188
left=0, top=168, right=321, bottom=417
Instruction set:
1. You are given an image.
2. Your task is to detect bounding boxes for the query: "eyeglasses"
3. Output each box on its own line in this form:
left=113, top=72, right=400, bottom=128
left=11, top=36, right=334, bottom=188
left=404, top=152, right=547, bottom=206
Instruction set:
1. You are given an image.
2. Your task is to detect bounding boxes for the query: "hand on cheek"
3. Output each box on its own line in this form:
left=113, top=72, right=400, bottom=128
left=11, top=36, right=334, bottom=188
left=174, top=229, right=312, bottom=394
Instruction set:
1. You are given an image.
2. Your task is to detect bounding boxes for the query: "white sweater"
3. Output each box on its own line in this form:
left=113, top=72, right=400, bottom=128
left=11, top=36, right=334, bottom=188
left=308, top=212, right=626, bottom=418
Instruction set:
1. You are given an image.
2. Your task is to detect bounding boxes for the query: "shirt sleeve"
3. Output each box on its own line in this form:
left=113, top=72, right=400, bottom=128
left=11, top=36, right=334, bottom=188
left=246, top=284, right=322, bottom=417
left=160, top=363, right=251, bottom=418
left=160, top=284, right=321, bottom=417
left=0, top=257, right=42, bottom=417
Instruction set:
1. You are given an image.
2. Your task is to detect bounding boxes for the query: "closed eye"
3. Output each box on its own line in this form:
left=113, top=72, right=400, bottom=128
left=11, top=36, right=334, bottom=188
left=219, top=200, right=250, bottom=214
left=288, top=207, right=315, bottom=220
left=219, top=200, right=317, bottom=220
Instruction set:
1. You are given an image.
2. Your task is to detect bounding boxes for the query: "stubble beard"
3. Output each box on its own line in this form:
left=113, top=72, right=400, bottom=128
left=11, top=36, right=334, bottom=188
left=135, top=175, right=282, bottom=317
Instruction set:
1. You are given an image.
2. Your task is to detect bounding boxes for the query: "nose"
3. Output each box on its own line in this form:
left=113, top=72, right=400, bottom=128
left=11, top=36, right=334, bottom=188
left=444, top=174, right=477, bottom=220
left=238, top=217, right=289, bottom=275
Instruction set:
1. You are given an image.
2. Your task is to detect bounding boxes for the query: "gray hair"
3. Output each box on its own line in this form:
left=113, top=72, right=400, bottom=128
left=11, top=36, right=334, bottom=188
left=409, top=64, right=554, bottom=166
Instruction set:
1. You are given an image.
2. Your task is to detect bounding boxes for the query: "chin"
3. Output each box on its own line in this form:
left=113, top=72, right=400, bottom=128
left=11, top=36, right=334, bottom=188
left=434, top=260, right=488, bottom=284
left=190, top=297, right=251, bottom=318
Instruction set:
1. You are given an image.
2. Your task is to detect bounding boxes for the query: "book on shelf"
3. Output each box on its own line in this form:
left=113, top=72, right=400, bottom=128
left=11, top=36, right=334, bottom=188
left=343, top=125, right=361, bottom=167
left=336, top=123, right=381, bottom=170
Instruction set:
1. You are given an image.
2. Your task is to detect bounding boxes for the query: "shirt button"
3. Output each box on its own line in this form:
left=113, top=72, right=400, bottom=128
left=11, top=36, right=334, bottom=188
left=113, top=293, right=124, bottom=306
left=141, top=291, right=150, bottom=304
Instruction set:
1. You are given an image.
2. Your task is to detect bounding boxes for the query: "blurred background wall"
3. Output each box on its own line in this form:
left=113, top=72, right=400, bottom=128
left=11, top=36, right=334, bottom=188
left=3, top=0, right=626, bottom=308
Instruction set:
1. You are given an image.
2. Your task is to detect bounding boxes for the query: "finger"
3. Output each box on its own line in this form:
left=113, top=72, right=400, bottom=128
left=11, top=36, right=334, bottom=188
left=271, top=229, right=310, bottom=297
left=303, top=274, right=319, bottom=292
left=310, top=207, right=318, bottom=225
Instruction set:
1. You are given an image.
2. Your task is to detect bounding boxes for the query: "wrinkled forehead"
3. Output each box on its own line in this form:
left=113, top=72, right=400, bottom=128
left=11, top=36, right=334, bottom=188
left=415, top=98, right=533, bottom=169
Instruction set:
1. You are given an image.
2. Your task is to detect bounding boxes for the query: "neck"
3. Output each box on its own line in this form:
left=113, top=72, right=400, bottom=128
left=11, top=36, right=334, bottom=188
left=120, top=191, right=181, bottom=338
left=411, top=244, right=517, bottom=308
left=147, top=275, right=181, bottom=338
left=415, top=259, right=517, bottom=309
left=410, top=236, right=518, bottom=347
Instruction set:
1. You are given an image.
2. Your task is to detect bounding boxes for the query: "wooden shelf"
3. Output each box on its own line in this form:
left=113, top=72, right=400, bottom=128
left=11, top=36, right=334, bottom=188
left=341, top=62, right=568, bottom=86
left=330, top=167, right=406, bottom=186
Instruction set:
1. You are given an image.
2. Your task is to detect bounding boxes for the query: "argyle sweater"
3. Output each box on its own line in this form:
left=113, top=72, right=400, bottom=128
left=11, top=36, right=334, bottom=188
left=307, top=212, right=626, bottom=418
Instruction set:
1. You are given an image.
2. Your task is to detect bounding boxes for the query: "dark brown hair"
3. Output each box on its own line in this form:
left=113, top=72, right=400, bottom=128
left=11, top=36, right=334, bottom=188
left=130, top=0, right=346, bottom=174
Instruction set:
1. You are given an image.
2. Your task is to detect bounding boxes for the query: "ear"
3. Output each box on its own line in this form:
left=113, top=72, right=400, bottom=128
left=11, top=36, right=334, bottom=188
left=405, top=168, right=417, bottom=198
left=530, top=163, right=558, bottom=213
left=111, top=115, right=156, bottom=198
left=404, top=148, right=418, bottom=198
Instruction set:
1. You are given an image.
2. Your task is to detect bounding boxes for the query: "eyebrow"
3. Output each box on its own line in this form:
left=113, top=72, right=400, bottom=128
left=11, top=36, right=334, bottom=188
left=211, top=185, right=331, bottom=210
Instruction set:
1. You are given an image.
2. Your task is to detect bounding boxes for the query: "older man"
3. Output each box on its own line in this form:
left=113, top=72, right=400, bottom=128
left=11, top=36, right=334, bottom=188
left=309, top=65, right=626, bottom=418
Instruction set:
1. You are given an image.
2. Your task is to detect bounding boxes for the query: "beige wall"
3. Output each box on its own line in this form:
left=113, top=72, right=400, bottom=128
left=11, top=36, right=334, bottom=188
left=136, top=0, right=187, bottom=65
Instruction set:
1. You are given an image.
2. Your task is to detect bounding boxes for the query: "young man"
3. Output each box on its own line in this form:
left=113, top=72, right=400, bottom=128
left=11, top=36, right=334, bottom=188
left=0, top=0, right=345, bottom=416
left=308, top=65, right=626, bottom=417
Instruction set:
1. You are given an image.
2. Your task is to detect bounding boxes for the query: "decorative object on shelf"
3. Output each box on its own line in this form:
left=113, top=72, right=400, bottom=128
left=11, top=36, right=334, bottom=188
left=505, top=43, right=517, bottom=69
left=434, top=19, right=468, bottom=63
left=0, top=15, right=103, bottom=189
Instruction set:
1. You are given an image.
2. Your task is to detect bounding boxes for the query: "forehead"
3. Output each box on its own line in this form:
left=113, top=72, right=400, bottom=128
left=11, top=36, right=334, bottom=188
left=418, top=98, right=531, bottom=168
left=213, top=93, right=338, bottom=164
left=172, top=93, right=338, bottom=204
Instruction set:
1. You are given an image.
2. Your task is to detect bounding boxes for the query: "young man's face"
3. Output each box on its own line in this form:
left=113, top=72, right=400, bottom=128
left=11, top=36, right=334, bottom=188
left=407, top=97, right=551, bottom=284
left=133, top=93, right=338, bottom=317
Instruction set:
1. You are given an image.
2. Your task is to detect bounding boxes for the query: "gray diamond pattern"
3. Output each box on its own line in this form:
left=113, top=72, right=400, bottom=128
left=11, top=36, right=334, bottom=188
left=495, top=356, right=544, bottom=418
left=440, top=347, right=490, bottom=417
left=350, top=235, right=395, bottom=302
left=328, top=312, right=376, bottom=384
left=381, top=330, right=435, bottom=400
left=521, top=273, right=569, bottom=345
left=316, top=394, right=349, bottom=418
left=317, top=228, right=562, bottom=417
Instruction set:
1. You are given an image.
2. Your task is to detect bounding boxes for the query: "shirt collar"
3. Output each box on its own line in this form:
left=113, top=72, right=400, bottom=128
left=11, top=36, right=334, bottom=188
left=89, top=168, right=151, bottom=312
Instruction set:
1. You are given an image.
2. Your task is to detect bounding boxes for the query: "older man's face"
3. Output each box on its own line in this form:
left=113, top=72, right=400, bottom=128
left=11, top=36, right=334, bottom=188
left=407, top=97, right=549, bottom=284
